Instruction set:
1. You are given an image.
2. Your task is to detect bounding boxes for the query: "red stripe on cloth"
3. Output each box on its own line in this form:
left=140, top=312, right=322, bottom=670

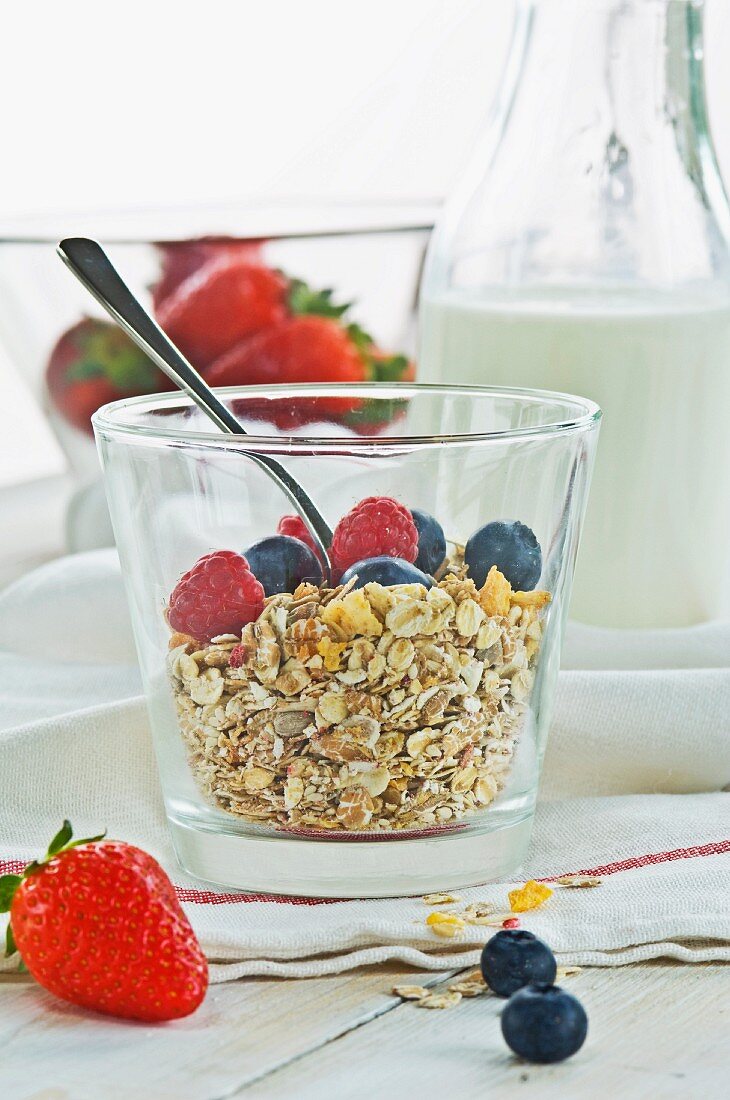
left=0, top=860, right=25, bottom=876
left=2, top=839, right=728, bottom=906
left=539, top=839, right=730, bottom=882
left=174, top=887, right=343, bottom=906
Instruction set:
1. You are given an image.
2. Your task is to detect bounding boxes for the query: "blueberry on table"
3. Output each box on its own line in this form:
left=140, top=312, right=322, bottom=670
left=465, top=520, right=542, bottom=590
left=480, top=929, right=557, bottom=997
left=411, top=509, right=447, bottom=575
left=501, top=983, right=588, bottom=1064
left=338, top=556, right=434, bottom=589
left=243, top=535, right=324, bottom=596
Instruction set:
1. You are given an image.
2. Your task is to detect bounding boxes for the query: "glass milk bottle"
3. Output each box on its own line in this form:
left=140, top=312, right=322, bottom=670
left=420, top=0, right=730, bottom=628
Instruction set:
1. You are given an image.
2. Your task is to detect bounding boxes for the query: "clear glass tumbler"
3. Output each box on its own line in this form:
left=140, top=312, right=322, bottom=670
left=94, top=384, right=599, bottom=897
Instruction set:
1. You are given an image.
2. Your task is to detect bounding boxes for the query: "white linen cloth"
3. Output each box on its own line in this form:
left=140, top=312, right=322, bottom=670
left=0, top=551, right=728, bottom=980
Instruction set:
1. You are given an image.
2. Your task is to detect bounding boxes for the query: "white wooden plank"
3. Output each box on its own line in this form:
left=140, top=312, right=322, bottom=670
left=246, top=963, right=730, bottom=1099
left=0, top=965, right=448, bottom=1100
left=3, top=964, right=728, bottom=1099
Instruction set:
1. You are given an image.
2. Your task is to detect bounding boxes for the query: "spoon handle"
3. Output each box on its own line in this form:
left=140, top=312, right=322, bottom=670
left=57, top=237, right=334, bottom=572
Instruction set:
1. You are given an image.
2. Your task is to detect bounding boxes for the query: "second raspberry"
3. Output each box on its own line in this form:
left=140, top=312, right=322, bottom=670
left=330, top=496, right=419, bottom=575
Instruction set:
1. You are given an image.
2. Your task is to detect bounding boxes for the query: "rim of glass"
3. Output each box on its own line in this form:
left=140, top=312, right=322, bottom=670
left=92, top=383, right=601, bottom=449
left=0, top=198, right=438, bottom=244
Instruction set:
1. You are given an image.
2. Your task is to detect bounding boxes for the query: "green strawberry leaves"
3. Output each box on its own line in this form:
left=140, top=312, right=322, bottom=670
left=65, top=321, right=161, bottom=393
left=47, top=820, right=74, bottom=855
left=0, top=875, right=22, bottom=914
left=288, top=278, right=352, bottom=320
left=287, top=274, right=414, bottom=425
left=5, top=922, right=17, bottom=959
left=368, top=354, right=411, bottom=382
left=1, top=821, right=106, bottom=957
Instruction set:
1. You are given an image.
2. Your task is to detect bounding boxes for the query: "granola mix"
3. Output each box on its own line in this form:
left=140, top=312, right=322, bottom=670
left=166, top=562, right=550, bottom=833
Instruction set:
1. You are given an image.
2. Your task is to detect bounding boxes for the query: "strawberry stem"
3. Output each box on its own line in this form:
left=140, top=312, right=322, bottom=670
left=288, top=277, right=352, bottom=320
left=0, top=821, right=107, bottom=957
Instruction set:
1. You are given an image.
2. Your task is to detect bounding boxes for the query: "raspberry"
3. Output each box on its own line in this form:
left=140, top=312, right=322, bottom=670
left=276, top=514, right=318, bottom=556
left=330, top=497, right=418, bottom=576
left=168, top=551, right=264, bottom=643
left=228, top=645, right=247, bottom=668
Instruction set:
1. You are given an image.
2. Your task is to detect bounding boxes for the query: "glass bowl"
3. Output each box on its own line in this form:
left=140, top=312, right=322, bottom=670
left=0, top=201, right=434, bottom=484
left=94, top=383, right=600, bottom=897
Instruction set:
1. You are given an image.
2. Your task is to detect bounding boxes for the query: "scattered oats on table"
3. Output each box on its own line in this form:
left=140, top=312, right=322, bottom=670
left=166, top=555, right=551, bottom=834
left=449, top=980, right=488, bottom=997
left=392, top=984, right=430, bottom=1000
left=556, top=966, right=583, bottom=981
left=418, top=991, right=462, bottom=1010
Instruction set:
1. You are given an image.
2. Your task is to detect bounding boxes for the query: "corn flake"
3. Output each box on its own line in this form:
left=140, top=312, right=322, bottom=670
left=321, top=590, right=383, bottom=639
left=478, top=567, right=513, bottom=617
left=317, top=638, right=348, bottom=671
left=426, top=911, right=465, bottom=938
left=508, top=879, right=553, bottom=913
left=512, top=589, right=552, bottom=610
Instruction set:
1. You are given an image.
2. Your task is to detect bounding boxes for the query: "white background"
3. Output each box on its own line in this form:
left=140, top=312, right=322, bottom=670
left=2, top=0, right=729, bottom=218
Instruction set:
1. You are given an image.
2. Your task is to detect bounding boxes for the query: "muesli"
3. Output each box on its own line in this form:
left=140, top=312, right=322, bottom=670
left=167, top=558, right=550, bottom=833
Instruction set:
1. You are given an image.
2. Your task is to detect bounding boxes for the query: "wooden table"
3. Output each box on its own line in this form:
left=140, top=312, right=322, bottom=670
left=1, top=960, right=727, bottom=1098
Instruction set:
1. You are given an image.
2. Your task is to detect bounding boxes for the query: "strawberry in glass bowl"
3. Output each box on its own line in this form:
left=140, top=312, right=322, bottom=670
left=0, top=202, right=432, bottom=542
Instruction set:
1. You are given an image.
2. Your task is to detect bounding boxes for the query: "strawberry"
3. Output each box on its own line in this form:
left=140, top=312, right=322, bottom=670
left=152, top=238, right=265, bottom=310
left=46, top=318, right=172, bottom=434
left=206, top=315, right=367, bottom=401
left=155, top=256, right=288, bottom=368
left=341, top=345, right=414, bottom=434
left=0, top=822, right=208, bottom=1022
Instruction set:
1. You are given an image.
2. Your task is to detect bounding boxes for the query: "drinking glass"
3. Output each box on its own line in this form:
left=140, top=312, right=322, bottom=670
left=94, top=383, right=599, bottom=897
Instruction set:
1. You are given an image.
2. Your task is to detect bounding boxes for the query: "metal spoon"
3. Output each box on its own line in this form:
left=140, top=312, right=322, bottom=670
left=57, top=236, right=333, bottom=577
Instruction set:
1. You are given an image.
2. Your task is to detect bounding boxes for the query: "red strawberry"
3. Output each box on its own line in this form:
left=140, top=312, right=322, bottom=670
left=206, top=315, right=367, bottom=403
left=1, top=822, right=208, bottom=1022
left=155, top=256, right=288, bottom=368
left=153, top=239, right=265, bottom=310
left=168, top=550, right=265, bottom=642
left=46, top=318, right=172, bottom=434
left=330, top=497, right=419, bottom=575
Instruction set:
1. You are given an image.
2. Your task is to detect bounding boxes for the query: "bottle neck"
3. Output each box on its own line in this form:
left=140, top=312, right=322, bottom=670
left=427, top=0, right=730, bottom=295
left=508, top=0, right=711, bottom=172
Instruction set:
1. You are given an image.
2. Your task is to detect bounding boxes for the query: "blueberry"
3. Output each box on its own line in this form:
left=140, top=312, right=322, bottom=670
left=501, top=983, right=588, bottom=1064
left=243, top=535, right=324, bottom=596
left=480, top=929, right=557, bottom=997
left=339, top=556, right=434, bottom=589
left=465, top=520, right=542, bottom=590
left=411, top=509, right=446, bottom=575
